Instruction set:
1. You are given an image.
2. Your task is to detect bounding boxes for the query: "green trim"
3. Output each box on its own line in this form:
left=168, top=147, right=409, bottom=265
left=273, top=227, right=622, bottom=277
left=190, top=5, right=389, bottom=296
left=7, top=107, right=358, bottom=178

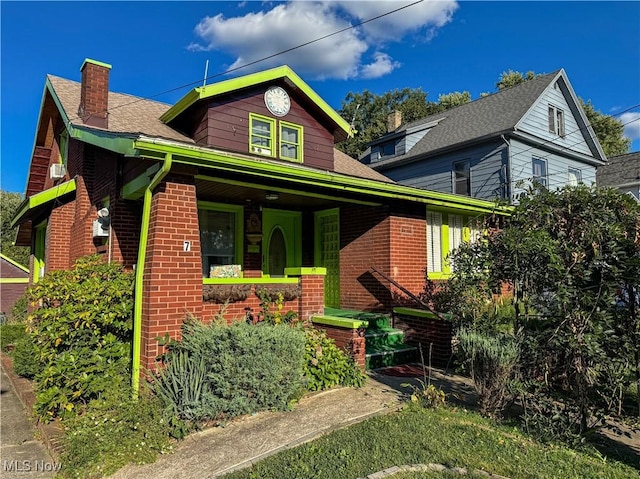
left=11, top=179, right=77, bottom=227
left=249, top=113, right=276, bottom=157
left=121, top=164, right=160, bottom=200
left=203, top=277, right=299, bottom=285
left=195, top=175, right=380, bottom=207
left=284, top=267, right=327, bottom=276
left=197, top=201, right=244, bottom=272
left=279, top=120, right=303, bottom=163
left=160, top=66, right=352, bottom=137
left=393, top=307, right=452, bottom=321
left=132, top=153, right=172, bottom=397
left=34, top=221, right=47, bottom=283
left=426, top=209, right=478, bottom=280
left=134, top=139, right=509, bottom=215
left=0, top=278, right=29, bottom=284
left=263, top=209, right=302, bottom=275
left=59, top=130, right=68, bottom=165
left=314, top=208, right=340, bottom=308
left=81, top=58, right=112, bottom=71
left=311, top=315, right=368, bottom=329
left=0, top=253, right=29, bottom=273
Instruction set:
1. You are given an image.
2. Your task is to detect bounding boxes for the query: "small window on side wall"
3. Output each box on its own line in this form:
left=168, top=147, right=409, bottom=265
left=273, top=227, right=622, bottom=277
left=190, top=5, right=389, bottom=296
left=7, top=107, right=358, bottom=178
left=453, top=161, right=471, bottom=196
left=532, top=158, right=548, bottom=188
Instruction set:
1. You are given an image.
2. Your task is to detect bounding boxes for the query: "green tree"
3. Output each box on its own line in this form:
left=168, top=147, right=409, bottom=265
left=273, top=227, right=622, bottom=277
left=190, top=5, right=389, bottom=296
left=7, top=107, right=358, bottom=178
left=495, top=69, right=537, bottom=90
left=0, top=190, right=29, bottom=267
left=438, top=185, right=640, bottom=436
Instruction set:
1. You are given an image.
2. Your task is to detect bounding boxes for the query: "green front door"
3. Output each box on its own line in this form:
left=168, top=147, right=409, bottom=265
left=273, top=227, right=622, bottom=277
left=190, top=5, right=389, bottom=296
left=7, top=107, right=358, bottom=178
left=314, top=208, right=340, bottom=308
left=262, top=209, right=302, bottom=277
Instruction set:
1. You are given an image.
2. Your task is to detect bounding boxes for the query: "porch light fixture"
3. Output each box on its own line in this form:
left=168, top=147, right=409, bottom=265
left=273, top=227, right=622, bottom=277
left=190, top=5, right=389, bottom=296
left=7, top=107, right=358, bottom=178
left=265, top=192, right=279, bottom=201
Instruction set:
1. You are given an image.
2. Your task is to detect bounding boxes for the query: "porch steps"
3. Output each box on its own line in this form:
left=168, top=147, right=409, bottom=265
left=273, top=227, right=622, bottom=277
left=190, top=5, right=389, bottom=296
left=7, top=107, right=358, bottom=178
left=323, top=308, right=417, bottom=370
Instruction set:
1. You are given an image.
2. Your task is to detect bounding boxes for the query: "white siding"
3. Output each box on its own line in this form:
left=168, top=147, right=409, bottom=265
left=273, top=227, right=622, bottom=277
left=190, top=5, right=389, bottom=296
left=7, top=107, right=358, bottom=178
left=510, top=139, right=597, bottom=202
left=518, top=80, right=592, bottom=156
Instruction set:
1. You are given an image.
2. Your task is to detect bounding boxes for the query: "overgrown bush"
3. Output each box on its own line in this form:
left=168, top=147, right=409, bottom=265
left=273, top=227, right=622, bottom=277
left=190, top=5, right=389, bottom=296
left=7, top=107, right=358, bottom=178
left=154, top=319, right=306, bottom=423
left=26, top=255, right=134, bottom=420
left=10, top=292, right=28, bottom=323
left=12, top=336, right=42, bottom=378
left=457, top=329, right=519, bottom=417
left=303, top=328, right=366, bottom=391
left=61, top=388, right=173, bottom=478
left=0, top=323, right=26, bottom=351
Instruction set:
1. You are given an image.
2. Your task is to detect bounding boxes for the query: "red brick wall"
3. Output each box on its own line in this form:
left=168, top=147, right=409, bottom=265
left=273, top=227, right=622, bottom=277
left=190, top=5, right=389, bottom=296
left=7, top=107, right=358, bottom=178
left=317, top=324, right=367, bottom=369
left=393, top=312, right=453, bottom=366
left=79, top=61, right=109, bottom=128
left=389, top=216, right=427, bottom=301
left=46, top=201, right=74, bottom=271
left=140, top=177, right=203, bottom=370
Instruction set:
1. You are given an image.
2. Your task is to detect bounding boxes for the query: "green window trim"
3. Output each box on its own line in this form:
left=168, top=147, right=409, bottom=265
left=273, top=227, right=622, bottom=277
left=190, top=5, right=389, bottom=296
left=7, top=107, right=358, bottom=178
left=34, top=221, right=47, bottom=283
left=279, top=121, right=303, bottom=163
left=426, top=209, right=478, bottom=280
left=249, top=113, right=276, bottom=157
left=197, top=201, right=244, bottom=278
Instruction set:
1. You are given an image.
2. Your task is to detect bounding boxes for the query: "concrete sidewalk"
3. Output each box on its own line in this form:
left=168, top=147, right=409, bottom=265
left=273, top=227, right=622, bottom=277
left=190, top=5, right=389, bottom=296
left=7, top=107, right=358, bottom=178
left=0, top=364, right=57, bottom=478
left=109, top=367, right=476, bottom=479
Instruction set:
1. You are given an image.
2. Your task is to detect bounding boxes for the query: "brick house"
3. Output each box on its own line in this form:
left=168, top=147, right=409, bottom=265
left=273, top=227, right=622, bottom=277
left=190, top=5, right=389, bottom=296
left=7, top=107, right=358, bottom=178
left=11, top=59, right=504, bottom=381
left=0, top=254, right=29, bottom=320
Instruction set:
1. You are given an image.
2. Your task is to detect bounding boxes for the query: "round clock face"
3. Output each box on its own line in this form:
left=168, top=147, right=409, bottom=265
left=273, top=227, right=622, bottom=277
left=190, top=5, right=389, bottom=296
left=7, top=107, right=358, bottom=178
left=264, top=86, right=290, bottom=117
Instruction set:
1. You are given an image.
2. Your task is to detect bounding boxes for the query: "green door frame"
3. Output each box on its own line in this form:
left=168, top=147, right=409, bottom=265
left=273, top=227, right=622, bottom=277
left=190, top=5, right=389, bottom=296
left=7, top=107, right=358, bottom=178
left=262, top=208, right=302, bottom=276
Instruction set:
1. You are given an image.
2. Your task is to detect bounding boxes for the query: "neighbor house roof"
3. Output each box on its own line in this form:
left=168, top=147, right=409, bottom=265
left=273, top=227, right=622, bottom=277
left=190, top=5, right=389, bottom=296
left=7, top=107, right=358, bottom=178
left=597, top=151, right=640, bottom=187
left=369, top=69, right=603, bottom=169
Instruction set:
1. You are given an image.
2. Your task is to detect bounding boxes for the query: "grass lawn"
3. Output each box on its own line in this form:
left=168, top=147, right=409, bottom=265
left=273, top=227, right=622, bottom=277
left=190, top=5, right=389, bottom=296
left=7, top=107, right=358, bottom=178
left=222, top=405, right=638, bottom=479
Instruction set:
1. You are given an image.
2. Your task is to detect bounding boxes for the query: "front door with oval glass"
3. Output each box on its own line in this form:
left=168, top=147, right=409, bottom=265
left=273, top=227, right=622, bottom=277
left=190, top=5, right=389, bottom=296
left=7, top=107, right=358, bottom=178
left=262, top=209, right=302, bottom=277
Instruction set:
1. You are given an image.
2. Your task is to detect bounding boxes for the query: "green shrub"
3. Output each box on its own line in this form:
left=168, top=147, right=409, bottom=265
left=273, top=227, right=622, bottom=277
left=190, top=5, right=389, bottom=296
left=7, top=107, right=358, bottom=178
left=12, top=336, right=42, bottom=378
left=26, top=255, right=134, bottom=420
left=155, top=319, right=307, bottom=423
left=10, top=292, right=28, bottom=323
left=456, top=329, right=519, bottom=417
left=61, top=388, right=173, bottom=478
left=303, top=328, right=366, bottom=391
left=0, top=323, right=26, bottom=351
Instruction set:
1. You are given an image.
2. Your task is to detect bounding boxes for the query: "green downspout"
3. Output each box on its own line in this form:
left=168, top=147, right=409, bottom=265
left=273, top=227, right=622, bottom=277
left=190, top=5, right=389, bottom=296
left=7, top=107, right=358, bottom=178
left=132, top=153, right=172, bottom=397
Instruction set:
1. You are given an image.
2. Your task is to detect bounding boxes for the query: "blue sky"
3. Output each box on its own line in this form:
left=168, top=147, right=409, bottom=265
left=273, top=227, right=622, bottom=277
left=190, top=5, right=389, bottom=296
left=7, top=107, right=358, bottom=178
left=2, top=1, right=639, bottom=194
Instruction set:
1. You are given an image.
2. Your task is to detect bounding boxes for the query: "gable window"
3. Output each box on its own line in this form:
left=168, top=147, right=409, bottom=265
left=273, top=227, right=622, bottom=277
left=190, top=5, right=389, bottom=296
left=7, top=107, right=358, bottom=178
left=568, top=167, right=582, bottom=186
left=250, top=114, right=275, bottom=156
left=371, top=141, right=396, bottom=162
left=198, top=202, right=244, bottom=278
left=532, top=158, right=548, bottom=188
left=453, top=161, right=471, bottom=196
left=280, top=121, right=303, bottom=162
left=548, top=105, right=565, bottom=137
left=427, top=210, right=477, bottom=279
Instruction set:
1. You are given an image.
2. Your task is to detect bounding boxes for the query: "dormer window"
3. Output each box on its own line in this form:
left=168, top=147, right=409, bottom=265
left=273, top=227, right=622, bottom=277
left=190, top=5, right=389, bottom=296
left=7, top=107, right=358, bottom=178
left=548, top=105, right=565, bottom=137
left=371, top=141, right=396, bottom=161
left=250, top=114, right=275, bottom=156
left=249, top=113, right=304, bottom=162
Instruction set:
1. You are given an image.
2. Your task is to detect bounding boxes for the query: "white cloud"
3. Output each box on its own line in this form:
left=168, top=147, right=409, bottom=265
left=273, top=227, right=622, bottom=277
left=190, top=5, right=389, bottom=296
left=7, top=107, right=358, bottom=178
left=361, top=52, right=401, bottom=79
left=189, top=0, right=458, bottom=80
left=620, top=112, right=640, bottom=141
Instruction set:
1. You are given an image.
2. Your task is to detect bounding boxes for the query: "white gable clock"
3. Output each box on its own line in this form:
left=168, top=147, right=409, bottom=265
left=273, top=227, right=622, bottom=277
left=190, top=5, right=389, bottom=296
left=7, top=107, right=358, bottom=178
left=264, top=86, right=290, bottom=117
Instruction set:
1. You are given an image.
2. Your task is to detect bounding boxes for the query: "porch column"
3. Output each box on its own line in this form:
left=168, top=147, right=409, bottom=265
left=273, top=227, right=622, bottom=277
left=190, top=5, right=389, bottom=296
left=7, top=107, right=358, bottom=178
left=284, top=267, right=326, bottom=322
left=141, top=176, right=203, bottom=371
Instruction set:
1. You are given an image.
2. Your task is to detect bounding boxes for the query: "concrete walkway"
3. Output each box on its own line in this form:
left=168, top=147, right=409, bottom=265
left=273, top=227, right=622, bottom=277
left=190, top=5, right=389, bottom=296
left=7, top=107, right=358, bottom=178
left=0, top=365, right=58, bottom=478
left=109, top=367, right=476, bottom=479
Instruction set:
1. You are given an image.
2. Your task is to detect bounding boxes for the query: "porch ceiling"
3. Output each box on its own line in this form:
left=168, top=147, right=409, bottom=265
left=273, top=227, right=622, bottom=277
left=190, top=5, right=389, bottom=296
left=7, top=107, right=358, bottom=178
left=195, top=175, right=381, bottom=210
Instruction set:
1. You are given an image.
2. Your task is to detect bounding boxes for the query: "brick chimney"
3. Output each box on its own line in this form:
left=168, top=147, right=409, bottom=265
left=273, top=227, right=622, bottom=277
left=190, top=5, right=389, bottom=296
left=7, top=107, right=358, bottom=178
left=387, top=110, right=402, bottom=132
left=78, top=59, right=111, bottom=129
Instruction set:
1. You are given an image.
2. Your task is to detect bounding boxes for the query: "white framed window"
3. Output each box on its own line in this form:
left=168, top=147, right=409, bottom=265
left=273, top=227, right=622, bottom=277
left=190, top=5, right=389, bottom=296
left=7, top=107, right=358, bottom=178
left=427, top=210, right=476, bottom=279
left=568, top=167, right=582, bottom=186
left=532, top=158, right=548, bottom=188
left=453, top=160, right=471, bottom=196
left=198, top=202, right=244, bottom=277
left=548, top=105, right=565, bottom=137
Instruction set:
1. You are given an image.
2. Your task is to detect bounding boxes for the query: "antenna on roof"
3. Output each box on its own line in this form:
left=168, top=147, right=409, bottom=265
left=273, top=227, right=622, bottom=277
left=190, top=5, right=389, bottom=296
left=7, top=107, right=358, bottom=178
left=203, top=60, right=209, bottom=87
left=349, top=103, right=361, bottom=134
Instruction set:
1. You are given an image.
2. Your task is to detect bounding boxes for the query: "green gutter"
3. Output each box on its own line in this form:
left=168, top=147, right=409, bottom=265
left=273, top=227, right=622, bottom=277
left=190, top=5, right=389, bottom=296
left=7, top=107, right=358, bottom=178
left=135, top=138, right=510, bottom=215
left=132, top=153, right=172, bottom=397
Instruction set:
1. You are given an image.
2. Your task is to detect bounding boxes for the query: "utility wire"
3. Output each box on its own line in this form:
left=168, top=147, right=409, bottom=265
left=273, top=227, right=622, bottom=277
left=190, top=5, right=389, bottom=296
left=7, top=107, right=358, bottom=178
left=65, top=0, right=424, bottom=124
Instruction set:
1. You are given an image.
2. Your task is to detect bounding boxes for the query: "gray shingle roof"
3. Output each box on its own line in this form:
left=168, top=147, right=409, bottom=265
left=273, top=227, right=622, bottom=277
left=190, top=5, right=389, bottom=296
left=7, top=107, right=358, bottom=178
left=371, top=71, right=560, bottom=168
left=47, top=75, right=391, bottom=183
left=597, top=151, right=640, bottom=186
